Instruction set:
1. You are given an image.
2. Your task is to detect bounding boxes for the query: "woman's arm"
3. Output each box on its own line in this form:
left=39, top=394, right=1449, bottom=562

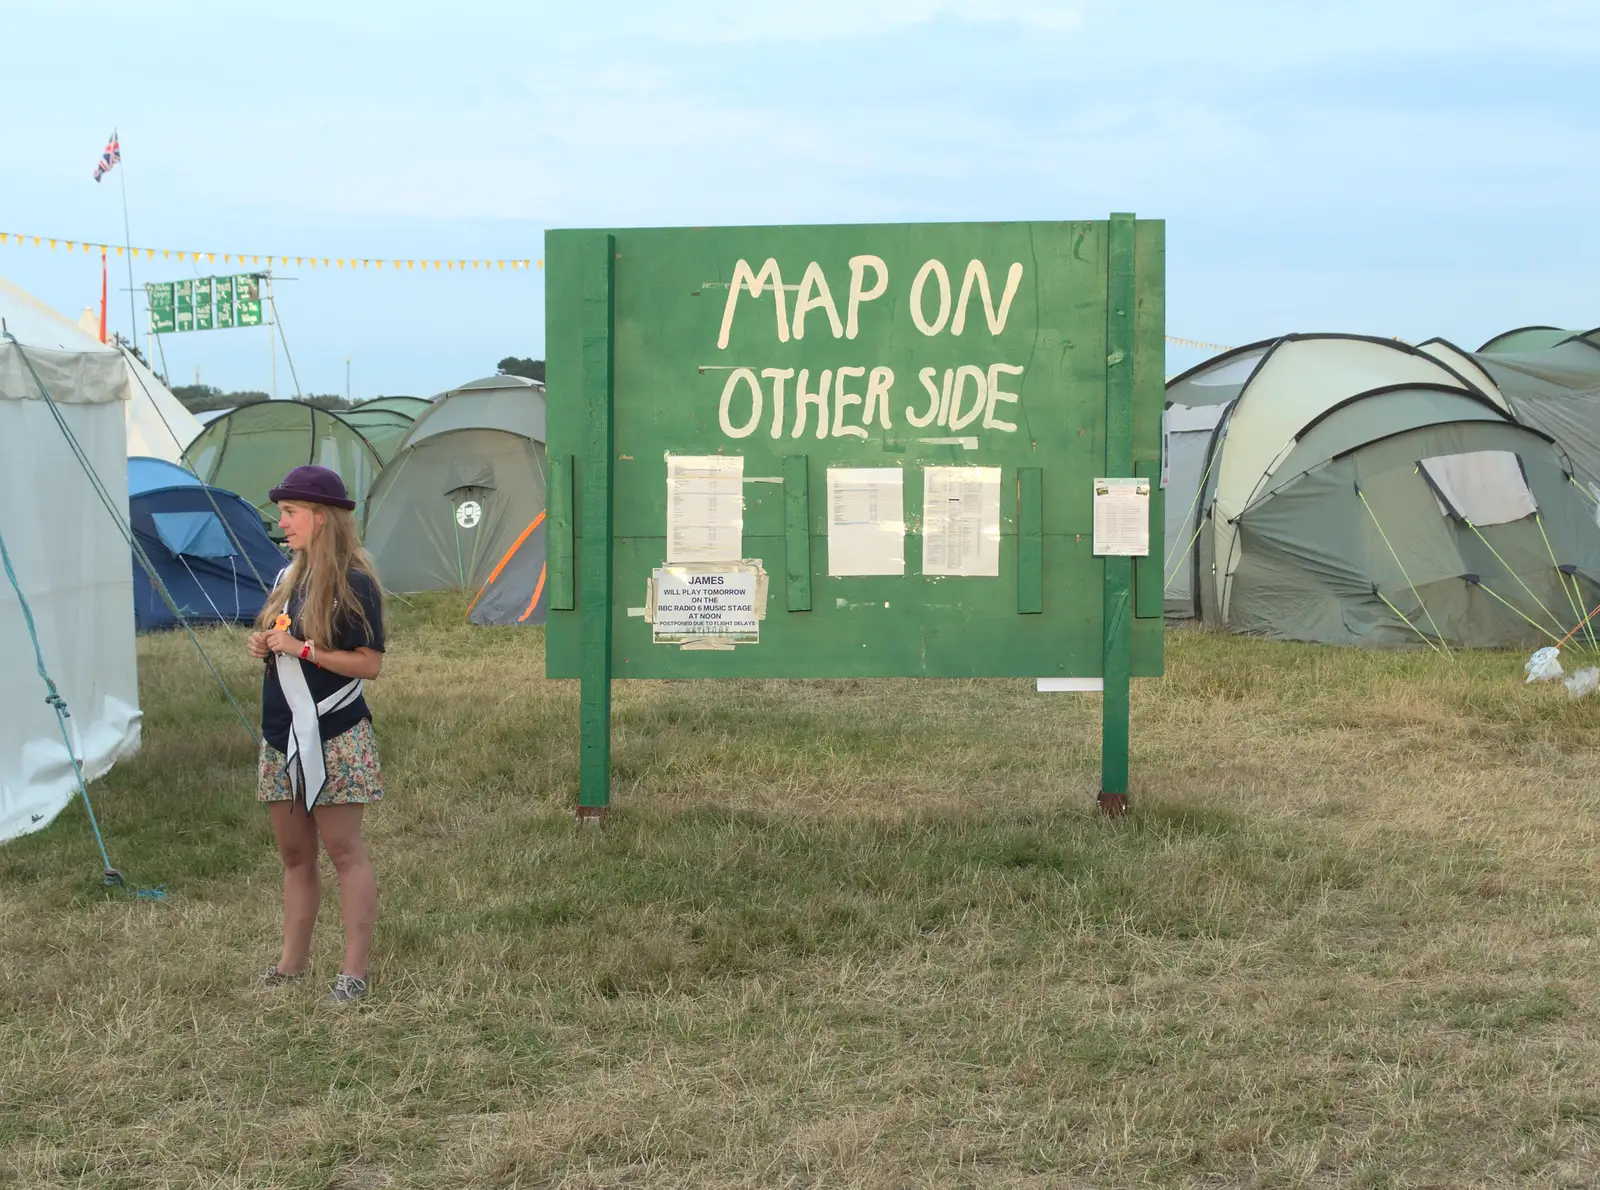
left=263, top=631, right=383, bottom=680
left=307, top=645, right=383, bottom=681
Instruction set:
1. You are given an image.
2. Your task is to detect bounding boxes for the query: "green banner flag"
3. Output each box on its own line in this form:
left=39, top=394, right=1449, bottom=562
left=146, top=282, right=175, bottom=334
left=236, top=274, right=262, bottom=327
left=214, top=276, right=236, bottom=329
left=193, top=277, right=214, bottom=331
left=174, top=280, right=194, bottom=333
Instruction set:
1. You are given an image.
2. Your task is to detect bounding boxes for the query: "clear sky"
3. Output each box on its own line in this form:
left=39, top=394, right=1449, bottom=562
left=1, top=0, right=1594, bottom=397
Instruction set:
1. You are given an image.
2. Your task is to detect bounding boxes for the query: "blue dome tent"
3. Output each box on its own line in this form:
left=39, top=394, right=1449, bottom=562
left=127, top=457, right=285, bottom=631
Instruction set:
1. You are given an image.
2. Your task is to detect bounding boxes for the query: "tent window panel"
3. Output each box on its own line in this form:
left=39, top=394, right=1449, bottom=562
left=1419, top=450, right=1537, bottom=527
left=151, top=511, right=235, bottom=559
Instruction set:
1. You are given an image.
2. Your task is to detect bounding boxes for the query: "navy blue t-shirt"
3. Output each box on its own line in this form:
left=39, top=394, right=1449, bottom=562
left=260, top=570, right=385, bottom=752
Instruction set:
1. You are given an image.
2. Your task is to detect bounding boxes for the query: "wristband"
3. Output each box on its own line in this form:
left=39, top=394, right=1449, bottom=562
left=300, top=643, right=312, bottom=662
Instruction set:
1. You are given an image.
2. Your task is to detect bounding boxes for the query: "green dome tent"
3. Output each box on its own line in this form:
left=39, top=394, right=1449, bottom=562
left=362, top=376, right=547, bottom=603
left=182, top=401, right=385, bottom=531
left=1164, top=334, right=1600, bottom=647
left=340, top=396, right=431, bottom=463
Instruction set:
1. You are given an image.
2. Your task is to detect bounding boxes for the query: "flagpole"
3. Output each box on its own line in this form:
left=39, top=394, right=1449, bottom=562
left=114, top=129, right=139, bottom=355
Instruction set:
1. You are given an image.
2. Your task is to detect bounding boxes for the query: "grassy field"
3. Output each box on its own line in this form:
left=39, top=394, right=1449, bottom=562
left=5, top=598, right=1600, bottom=1188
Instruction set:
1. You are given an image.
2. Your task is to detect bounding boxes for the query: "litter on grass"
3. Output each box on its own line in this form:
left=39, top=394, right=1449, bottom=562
left=1526, top=646, right=1564, bottom=683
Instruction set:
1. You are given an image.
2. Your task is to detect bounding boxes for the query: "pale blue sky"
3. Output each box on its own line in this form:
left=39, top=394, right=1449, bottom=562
left=1, top=0, right=1594, bottom=397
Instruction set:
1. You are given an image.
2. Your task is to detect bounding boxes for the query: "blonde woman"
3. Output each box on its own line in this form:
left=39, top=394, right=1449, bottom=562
left=246, top=465, right=386, bottom=1004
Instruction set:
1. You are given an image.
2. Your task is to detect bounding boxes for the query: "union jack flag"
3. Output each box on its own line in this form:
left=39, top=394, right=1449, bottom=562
left=92, top=130, right=120, bottom=183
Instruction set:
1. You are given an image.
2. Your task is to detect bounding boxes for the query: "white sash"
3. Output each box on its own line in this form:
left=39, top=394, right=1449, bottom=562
left=275, top=652, right=363, bottom=812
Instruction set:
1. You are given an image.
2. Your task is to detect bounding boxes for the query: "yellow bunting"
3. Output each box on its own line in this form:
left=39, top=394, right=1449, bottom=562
left=392, top=260, right=400, bottom=270
left=207, top=253, right=215, bottom=263
left=336, top=259, right=344, bottom=269
left=407, top=260, right=414, bottom=270
left=375, top=259, right=384, bottom=270
left=31, top=237, right=39, bottom=246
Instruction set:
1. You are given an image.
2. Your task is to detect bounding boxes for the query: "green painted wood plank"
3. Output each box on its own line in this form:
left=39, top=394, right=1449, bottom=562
left=1133, top=458, right=1163, bottom=620
left=548, top=453, right=574, bottom=611
left=1017, top=467, right=1043, bottom=613
left=1101, top=213, right=1136, bottom=801
left=578, top=234, right=616, bottom=812
left=784, top=454, right=812, bottom=611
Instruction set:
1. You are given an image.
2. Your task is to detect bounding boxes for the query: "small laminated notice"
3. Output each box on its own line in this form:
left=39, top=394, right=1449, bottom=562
left=647, top=562, right=766, bottom=646
left=922, top=466, right=1001, bottom=576
left=827, top=467, right=905, bottom=576
left=1092, top=477, right=1150, bottom=557
left=666, top=455, right=743, bottom=564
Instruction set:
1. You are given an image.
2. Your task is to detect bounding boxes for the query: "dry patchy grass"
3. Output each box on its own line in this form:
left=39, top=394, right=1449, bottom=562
left=4, top=603, right=1600, bottom=1188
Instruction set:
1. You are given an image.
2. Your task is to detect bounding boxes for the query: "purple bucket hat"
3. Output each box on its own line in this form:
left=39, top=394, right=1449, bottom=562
left=268, top=465, right=355, bottom=510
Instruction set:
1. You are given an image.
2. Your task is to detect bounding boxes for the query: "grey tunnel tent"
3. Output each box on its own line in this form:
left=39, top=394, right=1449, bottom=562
left=1163, top=334, right=1600, bottom=647
left=362, top=375, right=548, bottom=597
left=1420, top=331, right=1600, bottom=500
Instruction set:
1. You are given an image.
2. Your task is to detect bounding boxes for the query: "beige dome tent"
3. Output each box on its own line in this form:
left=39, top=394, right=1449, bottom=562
left=363, top=375, right=547, bottom=603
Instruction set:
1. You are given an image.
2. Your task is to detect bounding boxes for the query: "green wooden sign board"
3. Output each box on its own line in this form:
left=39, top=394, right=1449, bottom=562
left=545, top=216, right=1165, bottom=817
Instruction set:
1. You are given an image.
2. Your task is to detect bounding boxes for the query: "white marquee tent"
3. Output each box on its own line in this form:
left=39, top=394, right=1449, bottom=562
left=0, top=277, right=201, bottom=463
left=0, top=284, right=142, bottom=844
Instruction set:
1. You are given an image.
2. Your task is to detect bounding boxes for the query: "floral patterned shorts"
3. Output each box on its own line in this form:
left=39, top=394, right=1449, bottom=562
left=257, top=718, right=384, bottom=805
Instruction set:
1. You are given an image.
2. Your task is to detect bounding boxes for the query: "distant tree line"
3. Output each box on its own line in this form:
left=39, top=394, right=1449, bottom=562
left=497, top=357, right=544, bottom=382
left=167, top=356, right=543, bottom=415
left=170, top=385, right=360, bottom=414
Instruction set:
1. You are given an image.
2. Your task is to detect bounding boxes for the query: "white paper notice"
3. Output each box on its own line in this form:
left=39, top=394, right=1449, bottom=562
left=827, top=467, right=905, bottom=576
left=666, top=455, right=743, bottom=564
left=650, top=565, right=762, bottom=645
left=922, top=466, right=1002, bottom=576
left=1092, top=477, right=1151, bottom=557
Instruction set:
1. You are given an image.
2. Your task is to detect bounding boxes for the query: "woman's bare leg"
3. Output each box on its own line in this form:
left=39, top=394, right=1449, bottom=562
left=313, top=805, right=376, bottom=979
left=268, top=802, right=320, bottom=973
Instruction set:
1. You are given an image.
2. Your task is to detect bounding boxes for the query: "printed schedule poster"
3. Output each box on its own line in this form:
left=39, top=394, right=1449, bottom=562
left=666, top=455, right=744, bottom=564
left=922, top=466, right=1001, bottom=576
left=827, top=467, right=904, bottom=576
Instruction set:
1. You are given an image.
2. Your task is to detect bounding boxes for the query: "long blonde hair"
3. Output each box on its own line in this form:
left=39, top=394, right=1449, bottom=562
left=255, top=504, right=382, bottom=649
